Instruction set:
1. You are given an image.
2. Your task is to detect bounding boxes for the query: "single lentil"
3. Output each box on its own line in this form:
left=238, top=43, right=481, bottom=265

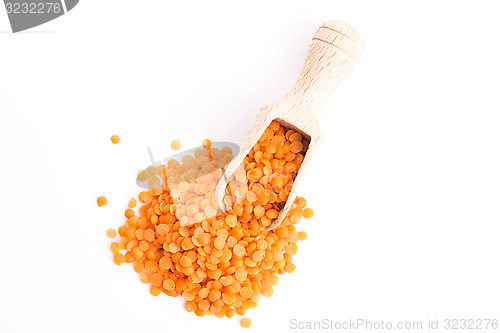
left=106, top=228, right=117, bottom=238
left=240, top=318, right=252, bottom=328
left=111, top=135, right=120, bottom=144
left=171, top=139, right=181, bottom=150
left=128, top=197, right=137, bottom=208
left=97, top=196, right=108, bottom=207
left=302, top=208, right=314, bottom=219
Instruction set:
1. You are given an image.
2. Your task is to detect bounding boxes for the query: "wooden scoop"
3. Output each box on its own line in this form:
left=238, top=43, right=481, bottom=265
left=215, top=20, right=365, bottom=230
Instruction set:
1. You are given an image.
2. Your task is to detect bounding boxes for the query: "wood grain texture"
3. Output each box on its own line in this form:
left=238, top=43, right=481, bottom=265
left=216, top=20, right=365, bottom=229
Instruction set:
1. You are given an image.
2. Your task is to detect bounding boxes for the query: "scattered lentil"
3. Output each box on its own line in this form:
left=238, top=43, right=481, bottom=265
left=111, top=135, right=120, bottom=144
left=106, top=228, right=117, bottom=238
left=303, top=208, right=314, bottom=219
left=128, top=197, right=137, bottom=208
left=171, top=139, right=181, bottom=150
left=240, top=318, right=252, bottom=328
left=97, top=196, right=108, bottom=207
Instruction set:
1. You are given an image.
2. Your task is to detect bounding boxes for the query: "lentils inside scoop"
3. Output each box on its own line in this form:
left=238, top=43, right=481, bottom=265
left=109, top=121, right=312, bottom=320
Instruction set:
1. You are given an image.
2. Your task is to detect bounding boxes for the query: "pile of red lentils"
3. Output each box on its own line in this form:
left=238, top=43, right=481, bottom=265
left=104, top=121, right=313, bottom=328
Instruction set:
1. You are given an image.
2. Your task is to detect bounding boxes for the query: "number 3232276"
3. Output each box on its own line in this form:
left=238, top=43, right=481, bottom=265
left=5, top=2, right=62, bottom=14
left=444, top=319, right=498, bottom=330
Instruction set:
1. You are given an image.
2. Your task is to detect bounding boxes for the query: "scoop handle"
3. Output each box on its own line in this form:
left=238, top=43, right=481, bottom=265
left=286, top=20, right=365, bottom=116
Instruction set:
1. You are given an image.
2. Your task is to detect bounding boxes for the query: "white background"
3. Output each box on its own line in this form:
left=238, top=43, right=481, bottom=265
left=1, top=1, right=499, bottom=332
